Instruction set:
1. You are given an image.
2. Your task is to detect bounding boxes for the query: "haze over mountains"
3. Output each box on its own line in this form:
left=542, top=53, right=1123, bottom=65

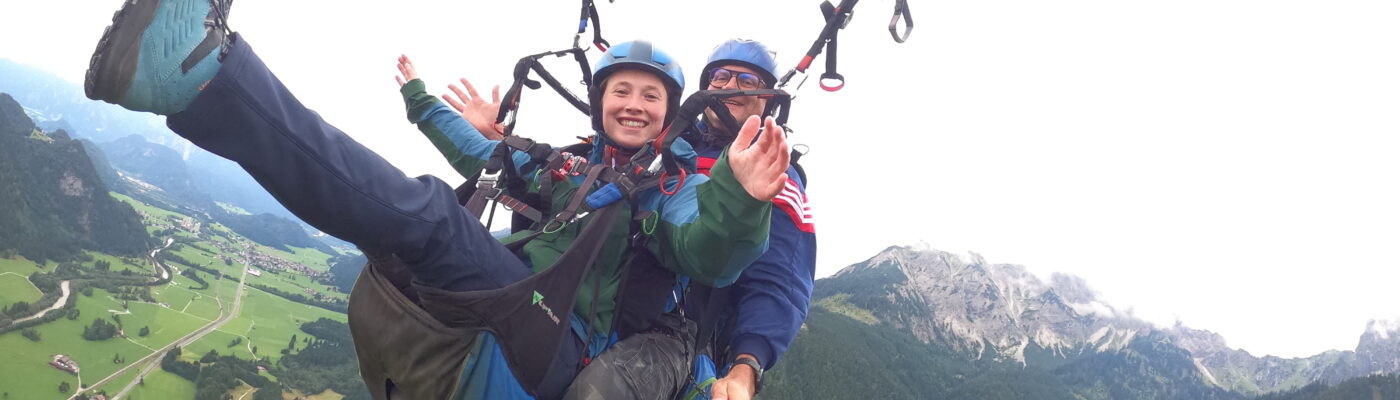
left=0, top=59, right=347, bottom=257
left=763, top=245, right=1400, bottom=399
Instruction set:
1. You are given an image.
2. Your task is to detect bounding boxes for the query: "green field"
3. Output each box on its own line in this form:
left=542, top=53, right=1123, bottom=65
left=121, top=368, right=195, bottom=400
left=216, top=201, right=252, bottom=216
left=84, top=363, right=142, bottom=398
left=0, top=272, right=42, bottom=306
left=2, top=192, right=357, bottom=399
left=0, top=288, right=152, bottom=399
left=82, top=250, right=151, bottom=275
left=150, top=269, right=229, bottom=322
left=0, top=255, right=48, bottom=275
left=197, top=286, right=347, bottom=364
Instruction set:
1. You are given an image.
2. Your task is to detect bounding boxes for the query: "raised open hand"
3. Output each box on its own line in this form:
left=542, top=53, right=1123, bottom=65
left=725, top=116, right=790, bottom=202
left=442, top=78, right=505, bottom=140
left=394, top=54, right=419, bottom=87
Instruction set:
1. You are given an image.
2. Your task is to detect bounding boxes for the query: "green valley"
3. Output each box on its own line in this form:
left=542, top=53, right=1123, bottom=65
left=0, top=192, right=366, bottom=400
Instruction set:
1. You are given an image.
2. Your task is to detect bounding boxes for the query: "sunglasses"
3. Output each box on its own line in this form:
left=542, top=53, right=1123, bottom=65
left=708, top=68, right=764, bottom=90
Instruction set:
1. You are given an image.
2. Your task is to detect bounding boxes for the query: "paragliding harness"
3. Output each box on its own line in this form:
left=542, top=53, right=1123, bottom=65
left=349, top=89, right=791, bottom=399
left=777, top=0, right=915, bottom=92
left=494, top=48, right=594, bottom=137
left=576, top=0, right=612, bottom=52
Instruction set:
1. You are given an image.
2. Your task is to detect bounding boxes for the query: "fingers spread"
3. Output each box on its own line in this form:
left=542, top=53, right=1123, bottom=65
left=449, top=84, right=469, bottom=104
left=460, top=78, right=481, bottom=101
left=442, top=94, right=466, bottom=113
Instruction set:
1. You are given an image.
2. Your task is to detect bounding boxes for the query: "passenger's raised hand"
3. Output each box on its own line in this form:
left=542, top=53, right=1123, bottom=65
left=726, top=116, right=790, bottom=202
left=394, top=54, right=419, bottom=87
left=443, top=78, right=505, bottom=140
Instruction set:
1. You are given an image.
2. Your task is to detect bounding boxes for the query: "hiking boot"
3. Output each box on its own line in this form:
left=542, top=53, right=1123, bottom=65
left=85, top=0, right=234, bottom=115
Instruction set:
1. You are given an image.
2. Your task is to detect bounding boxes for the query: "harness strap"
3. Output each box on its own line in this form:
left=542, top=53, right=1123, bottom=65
left=818, top=1, right=846, bottom=92
left=495, top=48, right=594, bottom=136
left=577, top=0, right=611, bottom=51
left=545, top=164, right=607, bottom=233
left=778, top=0, right=860, bottom=90
left=889, top=0, right=914, bottom=43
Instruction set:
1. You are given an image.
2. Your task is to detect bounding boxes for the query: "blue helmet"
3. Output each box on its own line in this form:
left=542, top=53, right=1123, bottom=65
left=702, top=39, right=779, bottom=89
left=590, top=40, right=685, bottom=134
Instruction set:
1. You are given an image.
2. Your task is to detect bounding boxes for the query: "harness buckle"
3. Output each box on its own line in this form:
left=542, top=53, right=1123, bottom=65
left=478, top=170, right=504, bottom=200
left=571, top=211, right=590, bottom=223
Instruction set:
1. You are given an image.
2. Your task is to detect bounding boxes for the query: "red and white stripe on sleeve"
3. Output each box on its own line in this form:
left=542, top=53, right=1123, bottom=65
left=772, top=178, right=814, bottom=233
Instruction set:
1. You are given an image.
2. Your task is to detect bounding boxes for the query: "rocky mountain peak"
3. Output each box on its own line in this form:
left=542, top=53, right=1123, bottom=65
left=819, top=245, right=1400, bottom=396
left=821, top=246, right=1150, bottom=364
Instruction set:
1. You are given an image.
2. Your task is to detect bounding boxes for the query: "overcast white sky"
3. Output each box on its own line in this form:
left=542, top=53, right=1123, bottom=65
left=3, top=0, right=1397, bottom=359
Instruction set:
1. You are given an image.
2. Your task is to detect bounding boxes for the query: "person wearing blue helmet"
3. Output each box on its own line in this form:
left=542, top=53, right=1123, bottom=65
left=428, top=39, right=814, bottom=400
left=394, top=40, right=798, bottom=399
left=672, top=38, right=817, bottom=400
left=81, top=0, right=791, bottom=398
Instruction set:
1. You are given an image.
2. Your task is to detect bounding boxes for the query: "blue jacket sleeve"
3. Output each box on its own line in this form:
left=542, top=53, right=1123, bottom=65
left=727, top=167, right=816, bottom=370
left=401, top=79, right=533, bottom=179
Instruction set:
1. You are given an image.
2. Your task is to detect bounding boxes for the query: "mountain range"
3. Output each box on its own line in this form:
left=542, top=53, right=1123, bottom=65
left=763, top=246, right=1400, bottom=399
left=0, top=93, right=149, bottom=261
left=0, top=59, right=350, bottom=256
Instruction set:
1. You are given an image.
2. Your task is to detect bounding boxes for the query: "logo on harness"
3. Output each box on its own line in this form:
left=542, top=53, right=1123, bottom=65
left=532, top=290, right=561, bottom=325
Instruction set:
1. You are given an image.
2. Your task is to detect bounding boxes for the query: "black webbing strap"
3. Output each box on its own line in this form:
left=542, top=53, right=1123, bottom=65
left=692, top=283, right=735, bottom=361
left=495, top=48, right=594, bottom=136
left=817, top=1, right=846, bottom=92
left=889, top=0, right=913, bottom=43
left=543, top=164, right=607, bottom=234
left=412, top=203, right=623, bottom=397
left=778, top=0, right=859, bottom=91
left=466, top=137, right=557, bottom=224
left=576, top=0, right=611, bottom=51
left=668, top=89, right=795, bottom=152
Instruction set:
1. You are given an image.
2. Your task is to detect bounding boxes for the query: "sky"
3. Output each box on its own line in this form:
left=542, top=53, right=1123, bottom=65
left=2, top=0, right=1398, bottom=359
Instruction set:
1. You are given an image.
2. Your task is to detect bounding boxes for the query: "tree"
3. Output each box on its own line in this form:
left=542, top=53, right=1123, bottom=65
left=3, top=301, right=29, bottom=317
left=58, top=382, right=70, bottom=393
left=83, top=318, right=118, bottom=341
left=139, top=326, right=150, bottom=337
left=251, top=345, right=258, bottom=354
left=21, top=328, right=40, bottom=342
left=66, top=308, right=80, bottom=320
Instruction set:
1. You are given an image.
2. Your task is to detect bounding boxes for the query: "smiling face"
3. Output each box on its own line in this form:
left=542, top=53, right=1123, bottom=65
left=599, top=68, right=670, bottom=150
left=704, top=63, right=769, bottom=132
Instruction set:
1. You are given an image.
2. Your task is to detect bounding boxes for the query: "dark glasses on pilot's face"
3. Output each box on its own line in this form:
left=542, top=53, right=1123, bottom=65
left=708, top=68, right=764, bottom=90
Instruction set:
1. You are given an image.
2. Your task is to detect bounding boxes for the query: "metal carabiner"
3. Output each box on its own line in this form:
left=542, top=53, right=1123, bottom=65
left=889, top=0, right=914, bottom=43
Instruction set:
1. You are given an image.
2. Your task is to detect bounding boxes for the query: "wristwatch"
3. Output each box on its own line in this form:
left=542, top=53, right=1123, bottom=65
left=733, top=356, right=765, bottom=395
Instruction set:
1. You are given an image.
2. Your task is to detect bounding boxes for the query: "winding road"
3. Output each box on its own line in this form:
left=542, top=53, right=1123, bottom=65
left=71, top=238, right=248, bottom=400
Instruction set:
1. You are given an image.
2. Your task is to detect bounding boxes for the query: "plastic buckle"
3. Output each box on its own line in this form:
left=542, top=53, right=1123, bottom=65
left=478, top=170, right=503, bottom=200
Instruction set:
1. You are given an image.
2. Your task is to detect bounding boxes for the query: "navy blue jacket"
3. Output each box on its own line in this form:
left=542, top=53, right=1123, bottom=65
left=685, top=122, right=817, bottom=371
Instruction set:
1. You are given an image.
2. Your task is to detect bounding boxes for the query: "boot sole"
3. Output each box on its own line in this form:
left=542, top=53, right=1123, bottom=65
left=85, top=0, right=166, bottom=102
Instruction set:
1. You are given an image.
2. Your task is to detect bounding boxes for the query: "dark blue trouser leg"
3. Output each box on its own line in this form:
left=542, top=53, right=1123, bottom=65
left=165, top=34, right=584, bottom=397
left=165, top=33, right=526, bottom=292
